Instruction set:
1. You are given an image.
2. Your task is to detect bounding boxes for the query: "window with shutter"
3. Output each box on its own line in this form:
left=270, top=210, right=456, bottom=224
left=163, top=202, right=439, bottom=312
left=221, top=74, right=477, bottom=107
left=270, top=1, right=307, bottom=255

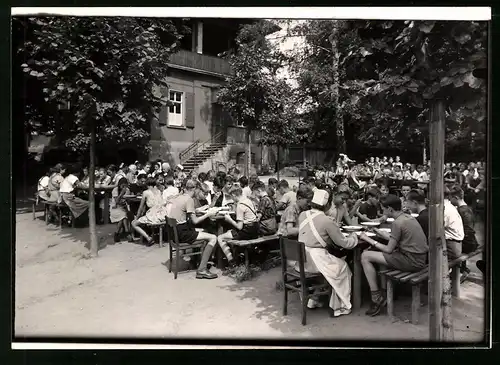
left=185, top=92, right=195, bottom=129
left=168, top=90, right=184, bottom=127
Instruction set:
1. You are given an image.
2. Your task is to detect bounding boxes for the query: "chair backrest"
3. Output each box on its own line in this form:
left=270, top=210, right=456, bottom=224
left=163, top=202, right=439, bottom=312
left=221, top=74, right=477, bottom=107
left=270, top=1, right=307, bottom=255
left=280, top=237, right=306, bottom=262
left=165, top=217, right=180, bottom=245
left=280, top=236, right=308, bottom=280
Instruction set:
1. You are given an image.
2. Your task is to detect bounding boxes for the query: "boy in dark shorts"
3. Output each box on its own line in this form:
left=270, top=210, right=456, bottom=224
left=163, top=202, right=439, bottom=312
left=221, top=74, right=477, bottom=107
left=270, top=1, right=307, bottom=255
left=217, top=187, right=259, bottom=267
left=168, top=180, right=219, bottom=279
left=359, top=194, right=428, bottom=317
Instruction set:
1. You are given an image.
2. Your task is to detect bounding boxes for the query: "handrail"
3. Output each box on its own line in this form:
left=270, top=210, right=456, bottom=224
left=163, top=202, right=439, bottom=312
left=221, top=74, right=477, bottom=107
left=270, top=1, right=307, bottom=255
left=179, top=132, right=225, bottom=165
left=179, top=139, right=200, bottom=163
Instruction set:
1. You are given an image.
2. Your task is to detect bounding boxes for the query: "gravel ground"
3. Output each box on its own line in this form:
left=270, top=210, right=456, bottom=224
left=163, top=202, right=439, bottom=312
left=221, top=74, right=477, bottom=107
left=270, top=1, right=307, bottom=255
left=14, top=209, right=485, bottom=343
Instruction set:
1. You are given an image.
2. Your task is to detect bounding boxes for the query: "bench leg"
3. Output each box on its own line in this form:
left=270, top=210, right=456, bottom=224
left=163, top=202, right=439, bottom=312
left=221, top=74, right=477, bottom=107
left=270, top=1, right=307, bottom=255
left=386, top=279, right=394, bottom=321
left=32, top=203, right=36, bottom=220
left=244, top=247, right=250, bottom=269
left=451, top=265, right=461, bottom=298
left=411, top=284, right=420, bottom=325
left=159, top=226, right=163, bottom=248
left=44, top=205, right=49, bottom=225
left=58, top=207, right=63, bottom=229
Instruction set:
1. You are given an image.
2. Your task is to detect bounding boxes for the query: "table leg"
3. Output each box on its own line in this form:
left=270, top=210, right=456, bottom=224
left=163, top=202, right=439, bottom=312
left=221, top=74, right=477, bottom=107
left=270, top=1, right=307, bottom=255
left=103, top=192, right=110, bottom=225
left=353, top=246, right=362, bottom=311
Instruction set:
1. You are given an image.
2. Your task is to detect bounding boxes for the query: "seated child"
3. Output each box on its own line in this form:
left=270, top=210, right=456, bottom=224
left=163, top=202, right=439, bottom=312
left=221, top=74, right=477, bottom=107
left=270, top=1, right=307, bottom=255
left=217, top=187, right=260, bottom=268
left=110, top=177, right=134, bottom=243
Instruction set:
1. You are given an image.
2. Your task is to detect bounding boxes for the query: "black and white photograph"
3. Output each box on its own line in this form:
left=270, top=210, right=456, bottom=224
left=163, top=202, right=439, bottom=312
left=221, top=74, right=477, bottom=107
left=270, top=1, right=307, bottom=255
left=12, top=7, right=490, bottom=347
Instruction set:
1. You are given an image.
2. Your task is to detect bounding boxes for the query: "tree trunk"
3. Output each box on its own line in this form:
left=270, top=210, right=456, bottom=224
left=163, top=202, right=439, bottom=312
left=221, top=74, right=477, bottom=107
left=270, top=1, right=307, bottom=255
left=88, top=119, right=98, bottom=257
left=276, top=145, right=280, bottom=182
left=245, top=127, right=251, bottom=177
left=423, top=137, right=427, bottom=165
left=330, top=23, right=346, bottom=154
left=428, top=100, right=454, bottom=341
left=303, top=144, right=307, bottom=168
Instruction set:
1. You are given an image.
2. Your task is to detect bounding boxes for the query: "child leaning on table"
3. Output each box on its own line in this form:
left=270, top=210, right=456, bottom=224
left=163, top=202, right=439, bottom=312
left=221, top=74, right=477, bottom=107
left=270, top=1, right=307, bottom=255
left=110, top=177, right=134, bottom=243
left=217, top=187, right=260, bottom=269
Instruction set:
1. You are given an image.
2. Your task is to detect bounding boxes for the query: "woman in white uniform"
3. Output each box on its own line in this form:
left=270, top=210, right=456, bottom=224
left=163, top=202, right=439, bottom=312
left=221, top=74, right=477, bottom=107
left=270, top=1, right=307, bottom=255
left=297, top=189, right=358, bottom=317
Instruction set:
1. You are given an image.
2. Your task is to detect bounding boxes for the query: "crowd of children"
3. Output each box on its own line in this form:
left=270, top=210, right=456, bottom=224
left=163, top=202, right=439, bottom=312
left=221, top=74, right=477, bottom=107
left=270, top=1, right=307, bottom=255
left=35, top=155, right=485, bottom=313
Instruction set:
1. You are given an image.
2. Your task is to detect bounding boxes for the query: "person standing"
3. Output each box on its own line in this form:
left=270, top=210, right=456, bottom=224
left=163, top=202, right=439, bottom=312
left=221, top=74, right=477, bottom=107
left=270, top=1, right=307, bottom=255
left=443, top=187, right=464, bottom=260
left=448, top=185, right=478, bottom=282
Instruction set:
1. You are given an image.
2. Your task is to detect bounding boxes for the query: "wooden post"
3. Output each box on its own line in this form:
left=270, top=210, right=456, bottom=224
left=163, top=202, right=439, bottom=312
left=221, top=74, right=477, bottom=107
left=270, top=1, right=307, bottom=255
left=88, top=118, right=99, bottom=257
left=423, top=138, right=427, bottom=165
left=428, top=100, right=451, bottom=341
left=276, top=145, right=280, bottom=182
left=244, top=127, right=251, bottom=177
left=196, top=21, right=203, bottom=54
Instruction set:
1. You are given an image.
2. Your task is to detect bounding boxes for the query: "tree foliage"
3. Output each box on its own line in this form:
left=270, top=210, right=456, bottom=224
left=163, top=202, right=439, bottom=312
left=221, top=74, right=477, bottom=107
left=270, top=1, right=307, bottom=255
left=340, top=20, right=487, bottom=154
left=218, top=20, right=299, bottom=146
left=14, top=16, right=189, bottom=154
left=291, top=20, right=487, bottom=158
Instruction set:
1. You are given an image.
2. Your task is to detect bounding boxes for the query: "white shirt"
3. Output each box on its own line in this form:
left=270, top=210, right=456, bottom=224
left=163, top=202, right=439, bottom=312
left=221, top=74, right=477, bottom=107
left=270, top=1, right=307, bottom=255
left=462, top=169, right=469, bottom=177
left=163, top=186, right=179, bottom=202
left=37, top=176, right=50, bottom=191
left=412, top=171, right=420, bottom=180
left=242, top=186, right=252, bottom=199
left=204, top=180, right=214, bottom=194
left=444, top=199, right=465, bottom=241
left=418, top=172, right=428, bottom=181
left=59, top=174, right=79, bottom=193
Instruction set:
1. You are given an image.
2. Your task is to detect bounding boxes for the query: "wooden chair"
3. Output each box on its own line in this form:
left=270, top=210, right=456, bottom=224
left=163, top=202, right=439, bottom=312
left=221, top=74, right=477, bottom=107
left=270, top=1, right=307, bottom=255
left=165, top=217, right=206, bottom=279
left=279, top=237, right=331, bottom=325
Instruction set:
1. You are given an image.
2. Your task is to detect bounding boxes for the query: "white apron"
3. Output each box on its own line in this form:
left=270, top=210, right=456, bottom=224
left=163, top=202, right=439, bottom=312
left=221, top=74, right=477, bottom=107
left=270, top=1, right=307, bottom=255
left=298, top=210, right=353, bottom=316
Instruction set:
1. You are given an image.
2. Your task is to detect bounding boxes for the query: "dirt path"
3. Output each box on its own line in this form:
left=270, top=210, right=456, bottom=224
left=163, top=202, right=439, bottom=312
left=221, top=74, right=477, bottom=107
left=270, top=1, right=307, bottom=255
left=15, top=212, right=485, bottom=342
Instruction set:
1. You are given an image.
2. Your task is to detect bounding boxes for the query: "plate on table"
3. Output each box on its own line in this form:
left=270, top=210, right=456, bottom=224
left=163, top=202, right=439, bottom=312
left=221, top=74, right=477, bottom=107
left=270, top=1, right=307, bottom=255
left=342, top=225, right=363, bottom=232
left=361, top=222, right=381, bottom=227
left=411, top=213, right=419, bottom=218
left=343, top=231, right=375, bottom=237
left=379, top=228, right=391, bottom=233
left=386, top=218, right=395, bottom=222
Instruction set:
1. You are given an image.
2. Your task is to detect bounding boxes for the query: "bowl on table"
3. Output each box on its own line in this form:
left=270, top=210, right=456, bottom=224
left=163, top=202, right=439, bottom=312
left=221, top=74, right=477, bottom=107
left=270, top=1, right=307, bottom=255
left=386, top=218, right=395, bottom=223
left=379, top=228, right=391, bottom=233
left=361, top=222, right=381, bottom=228
left=342, top=225, right=364, bottom=233
left=411, top=213, right=419, bottom=218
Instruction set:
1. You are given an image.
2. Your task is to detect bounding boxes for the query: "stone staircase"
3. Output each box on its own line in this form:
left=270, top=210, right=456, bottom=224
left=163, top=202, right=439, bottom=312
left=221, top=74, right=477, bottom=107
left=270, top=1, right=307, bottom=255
left=181, top=142, right=227, bottom=174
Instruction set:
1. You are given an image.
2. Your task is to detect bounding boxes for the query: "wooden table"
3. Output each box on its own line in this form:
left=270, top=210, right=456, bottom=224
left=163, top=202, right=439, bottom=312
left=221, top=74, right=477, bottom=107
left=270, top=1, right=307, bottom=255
left=80, top=185, right=115, bottom=225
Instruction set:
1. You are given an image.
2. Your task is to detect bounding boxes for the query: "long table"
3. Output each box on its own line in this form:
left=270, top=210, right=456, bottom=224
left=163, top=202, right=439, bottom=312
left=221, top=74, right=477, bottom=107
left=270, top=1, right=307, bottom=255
left=79, top=185, right=115, bottom=225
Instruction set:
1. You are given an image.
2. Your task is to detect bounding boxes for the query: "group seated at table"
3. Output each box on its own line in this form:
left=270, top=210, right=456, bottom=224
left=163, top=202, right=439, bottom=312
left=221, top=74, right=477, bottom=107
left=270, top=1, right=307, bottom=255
left=34, top=155, right=483, bottom=314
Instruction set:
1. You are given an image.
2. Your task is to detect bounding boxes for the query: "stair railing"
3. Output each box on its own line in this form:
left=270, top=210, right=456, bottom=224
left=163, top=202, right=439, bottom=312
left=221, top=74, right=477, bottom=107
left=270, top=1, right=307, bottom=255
left=179, top=131, right=225, bottom=165
left=179, top=139, right=200, bottom=164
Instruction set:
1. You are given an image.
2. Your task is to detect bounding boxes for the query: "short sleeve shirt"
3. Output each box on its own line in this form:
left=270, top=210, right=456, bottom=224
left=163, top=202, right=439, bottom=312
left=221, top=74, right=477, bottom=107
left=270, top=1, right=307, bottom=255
left=390, top=213, right=428, bottom=254
left=236, top=197, right=258, bottom=224
left=169, top=194, right=195, bottom=224
left=59, top=174, right=79, bottom=193
left=278, top=203, right=300, bottom=236
left=279, top=191, right=297, bottom=210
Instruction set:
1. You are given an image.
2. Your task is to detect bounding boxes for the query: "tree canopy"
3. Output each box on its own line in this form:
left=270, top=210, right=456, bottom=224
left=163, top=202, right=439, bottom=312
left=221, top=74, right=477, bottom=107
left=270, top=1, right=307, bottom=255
left=14, top=16, right=189, bottom=156
left=290, top=20, right=487, bottom=159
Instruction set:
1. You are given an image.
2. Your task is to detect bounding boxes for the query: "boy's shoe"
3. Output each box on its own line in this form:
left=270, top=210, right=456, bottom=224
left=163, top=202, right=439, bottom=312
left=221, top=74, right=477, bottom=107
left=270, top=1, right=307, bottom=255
left=113, top=233, right=121, bottom=243
left=365, top=297, right=387, bottom=317
left=196, top=269, right=218, bottom=280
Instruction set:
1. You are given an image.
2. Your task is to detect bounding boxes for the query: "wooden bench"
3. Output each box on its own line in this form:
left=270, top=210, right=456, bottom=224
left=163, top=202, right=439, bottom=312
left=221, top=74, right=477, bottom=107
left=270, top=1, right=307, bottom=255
left=227, top=234, right=280, bottom=268
left=41, top=201, right=75, bottom=228
left=379, top=246, right=484, bottom=324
